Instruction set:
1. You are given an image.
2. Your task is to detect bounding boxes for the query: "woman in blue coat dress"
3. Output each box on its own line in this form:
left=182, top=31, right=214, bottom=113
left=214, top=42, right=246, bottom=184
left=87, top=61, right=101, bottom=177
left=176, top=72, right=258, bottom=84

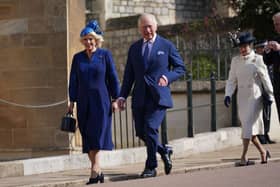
left=67, top=21, right=120, bottom=184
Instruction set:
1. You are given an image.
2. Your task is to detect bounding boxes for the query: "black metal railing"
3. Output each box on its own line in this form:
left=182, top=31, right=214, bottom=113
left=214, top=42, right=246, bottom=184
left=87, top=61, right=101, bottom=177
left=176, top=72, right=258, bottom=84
left=112, top=72, right=238, bottom=149
left=112, top=106, right=143, bottom=149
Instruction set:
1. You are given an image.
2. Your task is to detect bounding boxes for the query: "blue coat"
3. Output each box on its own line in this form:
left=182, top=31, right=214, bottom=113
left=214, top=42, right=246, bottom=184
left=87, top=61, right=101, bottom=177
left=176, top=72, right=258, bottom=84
left=69, top=48, right=120, bottom=153
left=120, top=35, right=186, bottom=108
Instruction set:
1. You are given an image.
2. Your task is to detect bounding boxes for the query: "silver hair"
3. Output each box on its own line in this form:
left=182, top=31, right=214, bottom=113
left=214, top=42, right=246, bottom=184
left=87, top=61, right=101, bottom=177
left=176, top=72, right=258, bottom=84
left=137, top=13, right=158, bottom=28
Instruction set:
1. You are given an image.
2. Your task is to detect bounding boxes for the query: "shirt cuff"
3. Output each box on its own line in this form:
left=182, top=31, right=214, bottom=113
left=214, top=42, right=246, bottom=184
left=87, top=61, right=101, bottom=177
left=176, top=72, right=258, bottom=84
left=118, top=97, right=126, bottom=101
left=162, top=75, right=168, bottom=84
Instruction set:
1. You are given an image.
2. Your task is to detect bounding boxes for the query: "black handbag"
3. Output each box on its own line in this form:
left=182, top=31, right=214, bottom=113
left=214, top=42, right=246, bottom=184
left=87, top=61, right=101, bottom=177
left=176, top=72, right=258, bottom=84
left=60, top=113, right=76, bottom=133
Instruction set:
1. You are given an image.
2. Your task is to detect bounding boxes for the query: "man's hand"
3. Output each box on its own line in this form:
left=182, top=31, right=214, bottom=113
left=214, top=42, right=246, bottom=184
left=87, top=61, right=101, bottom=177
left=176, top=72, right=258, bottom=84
left=158, top=75, right=168, bottom=86
left=267, top=41, right=280, bottom=51
left=112, top=101, right=119, bottom=112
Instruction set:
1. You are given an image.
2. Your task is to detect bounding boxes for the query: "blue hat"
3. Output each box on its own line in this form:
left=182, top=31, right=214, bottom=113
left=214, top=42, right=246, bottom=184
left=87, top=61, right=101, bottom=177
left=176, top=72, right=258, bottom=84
left=80, top=27, right=94, bottom=37
left=236, top=32, right=255, bottom=47
left=80, top=20, right=103, bottom=37
left=86, top=20, right=103, bottom=36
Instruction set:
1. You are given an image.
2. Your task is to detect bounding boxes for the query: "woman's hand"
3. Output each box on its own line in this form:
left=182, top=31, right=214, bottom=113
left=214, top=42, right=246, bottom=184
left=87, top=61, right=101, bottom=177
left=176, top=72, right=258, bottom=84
left=268, top=41, right=280, bottom=51
left=224, top=96, right=231, bottom=108
left=112, top=101, right=119, bottom=112
left=67, top=102, right=74, bottom=114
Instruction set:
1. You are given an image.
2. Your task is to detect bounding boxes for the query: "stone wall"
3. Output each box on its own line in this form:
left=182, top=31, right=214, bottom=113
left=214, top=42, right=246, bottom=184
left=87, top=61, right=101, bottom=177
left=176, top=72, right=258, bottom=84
left=104, top=15, right=238, bottom=81
left=87, top=0, right=215, bottom=29
left=0, top=0, right=85, bottom=160
left=104, top=16, right=140, bottom=80
left=110, top=0, right=212, bottom=24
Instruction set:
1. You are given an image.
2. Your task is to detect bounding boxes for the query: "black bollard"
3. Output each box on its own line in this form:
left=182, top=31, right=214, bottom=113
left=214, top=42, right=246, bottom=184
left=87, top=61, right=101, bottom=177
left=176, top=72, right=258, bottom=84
left=187, top=73, right=194, bottom=137
left=210, top=72, right=217, bottom=131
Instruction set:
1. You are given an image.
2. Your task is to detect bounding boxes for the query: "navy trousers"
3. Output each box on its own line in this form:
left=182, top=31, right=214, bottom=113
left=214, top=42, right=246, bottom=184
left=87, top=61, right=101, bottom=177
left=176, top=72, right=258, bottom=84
left=132, top=87, right=167, bottom=170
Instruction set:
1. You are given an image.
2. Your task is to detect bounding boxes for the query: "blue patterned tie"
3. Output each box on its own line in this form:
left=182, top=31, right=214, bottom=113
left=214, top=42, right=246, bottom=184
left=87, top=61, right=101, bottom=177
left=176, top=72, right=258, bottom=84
left=143, top=41, right=149, bottom=69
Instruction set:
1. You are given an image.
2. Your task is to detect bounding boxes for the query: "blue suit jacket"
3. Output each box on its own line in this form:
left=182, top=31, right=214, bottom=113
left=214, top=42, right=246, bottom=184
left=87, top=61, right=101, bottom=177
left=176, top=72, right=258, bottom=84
left=120, top=35, right=186, bottom=108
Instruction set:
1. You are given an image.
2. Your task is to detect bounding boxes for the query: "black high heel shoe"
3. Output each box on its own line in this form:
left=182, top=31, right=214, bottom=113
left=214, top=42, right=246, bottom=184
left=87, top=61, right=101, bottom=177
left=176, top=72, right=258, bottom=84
left=261, top=150, right=271, bottom=164
left=86, top=172, right=104, bottom=185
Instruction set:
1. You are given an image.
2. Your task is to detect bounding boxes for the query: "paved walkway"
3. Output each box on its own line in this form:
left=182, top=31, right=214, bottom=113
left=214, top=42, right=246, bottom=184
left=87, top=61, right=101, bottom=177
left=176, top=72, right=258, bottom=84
left=99, top=162, right=280, bottom=187
left=0, top=142, right=279, bottom=187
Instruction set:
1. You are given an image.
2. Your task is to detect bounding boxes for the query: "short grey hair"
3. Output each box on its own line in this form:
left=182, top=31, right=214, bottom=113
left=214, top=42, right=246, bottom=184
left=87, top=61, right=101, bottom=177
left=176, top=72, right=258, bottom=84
left=137, top=13, right=158, bottom=28
left=273, top=12, right=280, bottom=21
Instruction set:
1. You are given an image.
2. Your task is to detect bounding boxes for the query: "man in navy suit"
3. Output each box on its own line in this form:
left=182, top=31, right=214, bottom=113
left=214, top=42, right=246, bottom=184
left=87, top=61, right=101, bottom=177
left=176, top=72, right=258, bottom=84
left=117, top=13, right=186, bottom=178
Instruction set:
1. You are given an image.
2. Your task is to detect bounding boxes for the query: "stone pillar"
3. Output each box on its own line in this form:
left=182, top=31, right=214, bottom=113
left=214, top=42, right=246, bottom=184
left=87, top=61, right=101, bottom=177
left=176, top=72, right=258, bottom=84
left=67, top=0, right=87, bottom=152
left=0, top=0, right=85, bottom=160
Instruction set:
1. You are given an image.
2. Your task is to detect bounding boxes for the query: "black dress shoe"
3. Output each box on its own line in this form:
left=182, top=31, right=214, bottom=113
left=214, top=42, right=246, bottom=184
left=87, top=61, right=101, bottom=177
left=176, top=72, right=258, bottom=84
left=86, top=172, right=104, bottom=185
left=267, top=139, right=276, bottom=144
left=140, top=168, right=157, bottom=178
left=161, top=149, right=173, bottom=175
